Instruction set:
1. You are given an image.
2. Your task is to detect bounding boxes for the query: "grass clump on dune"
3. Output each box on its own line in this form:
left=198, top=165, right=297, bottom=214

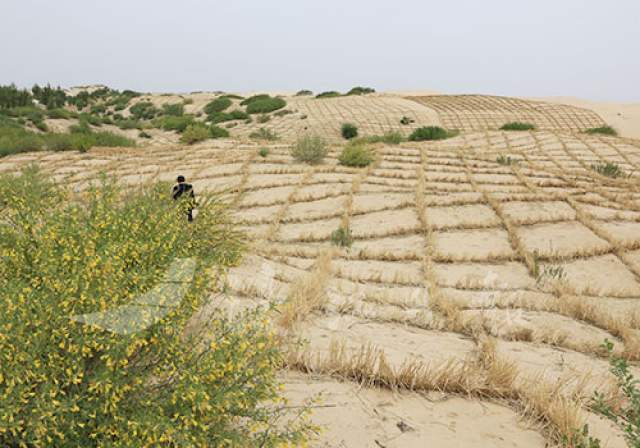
left=180, top=123, right=211, bottom=144
left=591, top=161, right=624, bottom=178
left=585, top=125, right=618, bottom=136
left=0, top=168, right=313, bottom=447
left=331, top=225, right=353, bottom=247
left=500, top=122, right=536, bottom=131
left=338, top=142, right=373, bottom=167
left=295, top=89, right=313, bottom=96
left=291, top=134, right=327, bottom=164
left=249, top=128, right=278, bottom=141
left=208, top=110, right=249, bottom=124
left=408, top=126, right=455, bottom=141
left=157, top=115, right=195, bottom=132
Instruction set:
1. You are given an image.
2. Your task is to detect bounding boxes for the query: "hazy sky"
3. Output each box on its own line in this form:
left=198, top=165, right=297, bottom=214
left=2, top=0, right=639, bottom=101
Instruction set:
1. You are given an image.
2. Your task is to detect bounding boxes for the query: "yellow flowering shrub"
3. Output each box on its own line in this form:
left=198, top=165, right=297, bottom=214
left=0, top=167, right=312, bottom=447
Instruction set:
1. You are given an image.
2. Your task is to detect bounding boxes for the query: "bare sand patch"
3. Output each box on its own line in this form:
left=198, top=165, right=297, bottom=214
left=426, top=203, right=500, bottom=229
left=516, top=221, right=610, bottom=257
left=433, top=228, right=515, bottom=260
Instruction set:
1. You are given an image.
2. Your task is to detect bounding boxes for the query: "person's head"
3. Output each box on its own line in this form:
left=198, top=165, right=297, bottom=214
left=176, top=175, right=185, bottom=183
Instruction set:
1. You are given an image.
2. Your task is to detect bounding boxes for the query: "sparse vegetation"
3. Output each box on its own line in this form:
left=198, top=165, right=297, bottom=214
left=338, top=142, right=373, bottom=167
left=591, top=161, right=624, bottom=178
left=361, top=131, right=405, bottom=145
left=291, top=134, right=327, bottom=164
left=400, top=116, right=415, bottom=125
left=259, top=147, right=269, bottom=157
left=258, top=114, right=271, bottom=124
left=585, top=126, right=618, bottom=136
left=408, top=126, right=455, bottom=141
left=138, top=130, right=152, bottom=139
left=296, top=89, right=313, bottom=96
left=331, top=225, right=353, bottom=247
left=129, top=101, right=160, bottom=120
left=249, top=128, right=278, bottom=141
left=341, top=122, right=358, bottom=140
left=162, top=102, right=184, bottom=116
left=500, top=122, right=536, bottom=131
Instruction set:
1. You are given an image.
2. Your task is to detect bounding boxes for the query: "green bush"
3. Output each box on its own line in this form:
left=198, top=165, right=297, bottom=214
left=208, top=110, right=249, bottom=124
left=0, top=170, right=313, bottom=446
left=400, top=116, right=415, bottom=125
left=500, top=122, right=536, bottom=131
left=220, top=94, right=244, bottom=100
left=341, top=123, right=358, bottom=140
left=138, top=131, right=152, bottom=139
left=585, top=126, right=618, bottom=136
left=592, top=340, right=640, bottom=448
left=331, top=226, right=353, bottom=247
left=130, top=101, right=160, bottom=120
left=204, top=97, right=232, bottom=114
left=338, top=143, right=373, bottom=167
left=245, top=97, right=286, bottom=114
left=46, top=108, right=72, bottom=119
left=346, top=86, right=375, bottom=96
left=315, top=91, right=341, bottom=99
left=240, top=94, right=270, bottom=106
left=408, top=126, right=452, bottom=141
left=591, top=162, right=624, bottom=178
left=295, top=90, right=313, bottom=96
left=159, top=115, right=195, bottom=132
left=90, top=104, right=106, bottom=114
left=115, top=118, right=141, bottom=130
left=79, top=113, right=102, bottom=127
left=162, top=103, right=184, bottom=116
left=496, top=155, right=517, bottom=165
left=209, top=125, right=230, bottom=139
left=180, top=123, right=210, bottom=144
left=249, top=128, right=278, bottom=141
left=362, top=131, right=405, bottom=145
left=291, top=135, right=327, bottom=164
left=259, top=147, right=269, bottom=157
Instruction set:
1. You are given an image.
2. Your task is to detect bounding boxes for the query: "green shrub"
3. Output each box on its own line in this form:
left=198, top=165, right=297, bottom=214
left=585, top=126, right=617, bottom=136
left=338, top=143, right=373, bottom=167
left=138, top=130, right=152, bottom=139
left=295, top=90, right=313, bottom=96
left=162, top=103, right=184, bottom=116
left=0, top=169, right=313, bottom=446
left=208, top=110, right=249, bottom=124
left=130, top=101, right=160, bottom=120
left=79, top=113, right=102, bottom=127
left=347, top=86, right=375, bottom=96
left=400, top=116, right=414, bottom=125
left=46, top=108, right=72, bottom=119
left=362, top=131, right=405, bottom=145
left=204, top=97, right=232, bottom=114
left=408, top=126, right=452, bottom=141
left=245, top=97, right=286, bottom=114
left=331, top=226, right=353, bottom=247
left=159, top=115, right=194, bottom=132
left=500, top=122, right=536, bottom=131
left=240, top=94, right=270, bottom=106
left=249, top=128, right=278, bottom=141
left=259, top=147, right=269, bottom=157
left=592, top=339, right=640, bottom=448
left=182, top=98, right=194, bottom=105
left=209, top=125, right=230, bottom=139
left=591, top=162, right=624, bottom=178
left=291, top=135, right=327, bottom=164
left=90, top=104, right=106, bottom=114
left=115, top=118, right=141, bottom=130
left=220, top=94, right=244, bottom=100
left=180, top=123, right=210, bottom=144
left=341, top=123, right=358, bottom=140
left=315, top=91, right=341, bottom=99
left=258, top=114, right=271, bottom=124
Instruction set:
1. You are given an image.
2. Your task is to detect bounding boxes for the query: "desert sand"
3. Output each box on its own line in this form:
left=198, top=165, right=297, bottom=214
left=4, top=90, right=640, bottom=447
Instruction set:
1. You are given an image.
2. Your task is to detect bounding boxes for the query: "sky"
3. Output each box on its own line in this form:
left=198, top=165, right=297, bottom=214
left=2, top=0, right=639, bottom=101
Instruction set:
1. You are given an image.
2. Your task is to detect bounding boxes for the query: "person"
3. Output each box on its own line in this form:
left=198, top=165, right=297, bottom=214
left=172, top=175, right=196, bottom=221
